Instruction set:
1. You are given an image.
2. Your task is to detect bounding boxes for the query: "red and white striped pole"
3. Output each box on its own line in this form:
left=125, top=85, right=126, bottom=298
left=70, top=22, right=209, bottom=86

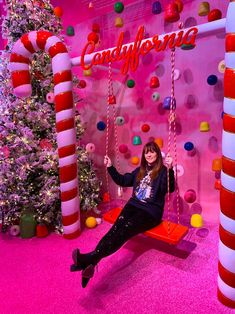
left=218, top=0, right=235, bottom=308
left=9, top=31, right=80, bottom=239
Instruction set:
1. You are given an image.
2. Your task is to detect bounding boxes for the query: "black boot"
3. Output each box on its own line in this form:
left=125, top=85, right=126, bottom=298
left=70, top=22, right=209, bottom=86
left=81, top=264, right=95, bottom=288
left=71, top=249, right=99, bottom=270
left=71, top=249, right=100, bottom=288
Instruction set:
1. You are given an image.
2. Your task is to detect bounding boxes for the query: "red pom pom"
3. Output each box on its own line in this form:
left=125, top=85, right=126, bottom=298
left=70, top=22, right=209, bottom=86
left=87, top=32, right=99, bottom=44
left=164, top=3, right=180, bottom=23
left=208, top=9, right=222, bottom=22
left=141, top=124, right=150, bottom=132
left=150, top=76, right=160, bottom=88
left=119, top=144, right=128, bottom=154
left=78, top=80, right=87, bottom=88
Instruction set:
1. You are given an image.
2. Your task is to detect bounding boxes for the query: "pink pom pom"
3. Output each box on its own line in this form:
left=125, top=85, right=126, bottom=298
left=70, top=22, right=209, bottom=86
left=46, top=92, right=55, bottom=104
left=184, top=189, right=196, bottom=203
left=86, top=143, right=95, bottom=153
left=119, top=144, right=128, bottom=154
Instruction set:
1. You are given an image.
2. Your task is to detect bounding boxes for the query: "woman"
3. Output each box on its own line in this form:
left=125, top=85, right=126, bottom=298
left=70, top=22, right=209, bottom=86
left=71, top=141, right=175, bottom=288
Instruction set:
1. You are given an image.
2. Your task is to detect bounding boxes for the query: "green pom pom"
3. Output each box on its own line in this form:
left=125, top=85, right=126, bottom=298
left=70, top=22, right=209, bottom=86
left=181, top=43, right=195, bottom=50
left=66, top=26, right=75, bottom=36
left=114, top=2, right=124, bottom=13
left=127, top=79, right=135, bottom=88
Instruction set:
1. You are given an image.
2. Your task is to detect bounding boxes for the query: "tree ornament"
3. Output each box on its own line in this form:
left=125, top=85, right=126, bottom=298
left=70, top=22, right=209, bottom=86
left=54, top=7, right=63, bottom=18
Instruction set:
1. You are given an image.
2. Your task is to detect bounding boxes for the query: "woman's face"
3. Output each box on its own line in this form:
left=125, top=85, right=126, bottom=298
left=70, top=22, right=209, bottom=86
left=144, top=149, right=158, bottom=165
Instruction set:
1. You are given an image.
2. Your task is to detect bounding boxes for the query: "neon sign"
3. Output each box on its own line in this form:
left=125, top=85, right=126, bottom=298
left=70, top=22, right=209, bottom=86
left=81, top=26, right=198, bottom=75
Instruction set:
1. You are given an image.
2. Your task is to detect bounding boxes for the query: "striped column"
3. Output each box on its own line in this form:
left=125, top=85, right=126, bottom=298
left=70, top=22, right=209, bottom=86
left=218, top=1, right=235, bottom=308
left=9, top=31, right=80, bottom=239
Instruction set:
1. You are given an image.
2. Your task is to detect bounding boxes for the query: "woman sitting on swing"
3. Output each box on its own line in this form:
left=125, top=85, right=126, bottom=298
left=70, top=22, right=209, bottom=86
left=71, top=141, right=175, bottom=288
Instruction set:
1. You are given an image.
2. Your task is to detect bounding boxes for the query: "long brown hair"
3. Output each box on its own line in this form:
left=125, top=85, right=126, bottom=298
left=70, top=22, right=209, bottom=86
left=136, top=141, right=163, bottom=182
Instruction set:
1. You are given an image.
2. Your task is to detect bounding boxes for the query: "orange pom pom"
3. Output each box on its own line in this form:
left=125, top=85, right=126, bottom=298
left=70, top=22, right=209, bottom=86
left=53, top=6, right=63, bottom=18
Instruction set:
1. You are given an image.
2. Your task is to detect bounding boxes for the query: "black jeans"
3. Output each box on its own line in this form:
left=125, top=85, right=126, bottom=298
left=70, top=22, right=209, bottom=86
left=95, top=204, right=161, bottom=259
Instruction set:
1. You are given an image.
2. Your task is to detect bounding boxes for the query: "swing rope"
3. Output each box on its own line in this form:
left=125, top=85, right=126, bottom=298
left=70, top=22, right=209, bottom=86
left=104, top=63, right=112, bottom=202
left=167, top=48, right=180, bottom=237
left=105, top=62, right=121, bottom=200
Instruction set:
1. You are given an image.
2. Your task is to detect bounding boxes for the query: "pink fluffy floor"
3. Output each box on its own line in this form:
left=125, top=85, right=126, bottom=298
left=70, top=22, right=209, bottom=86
left=1, top=220, right=234, bottom=314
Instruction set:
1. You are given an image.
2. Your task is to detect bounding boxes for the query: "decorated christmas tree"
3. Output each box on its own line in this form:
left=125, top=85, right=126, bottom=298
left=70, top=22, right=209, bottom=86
left=0, top=0, right=100, bottom=234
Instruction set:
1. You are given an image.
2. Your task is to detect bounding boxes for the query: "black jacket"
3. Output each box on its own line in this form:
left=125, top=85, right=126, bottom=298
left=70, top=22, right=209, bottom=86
left=108, top=165, right=175, bottom=221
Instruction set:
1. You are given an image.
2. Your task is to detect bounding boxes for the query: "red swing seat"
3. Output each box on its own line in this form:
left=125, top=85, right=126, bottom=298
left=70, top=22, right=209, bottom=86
left=103, top=207, right=189, bottom=245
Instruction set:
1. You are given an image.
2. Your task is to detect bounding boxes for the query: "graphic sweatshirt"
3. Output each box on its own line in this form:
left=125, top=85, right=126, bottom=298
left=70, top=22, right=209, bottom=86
left=108, top=165, right=175, bottom=221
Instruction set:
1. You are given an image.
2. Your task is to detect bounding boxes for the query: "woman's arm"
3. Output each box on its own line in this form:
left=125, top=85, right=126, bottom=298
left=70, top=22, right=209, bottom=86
left=107, top=165, right=137, bottom=187
left=104, top=155, right=137, bottom=187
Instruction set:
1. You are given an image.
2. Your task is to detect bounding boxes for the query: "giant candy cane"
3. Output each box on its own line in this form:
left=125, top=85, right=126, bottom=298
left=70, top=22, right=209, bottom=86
left=9, top=31, right=80, bottom=239
left=218, top=0, right=235, bottom=308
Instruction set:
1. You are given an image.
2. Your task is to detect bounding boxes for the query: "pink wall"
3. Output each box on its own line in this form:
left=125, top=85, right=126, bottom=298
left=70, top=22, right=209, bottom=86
left=52, top=0, right=228, bottom=223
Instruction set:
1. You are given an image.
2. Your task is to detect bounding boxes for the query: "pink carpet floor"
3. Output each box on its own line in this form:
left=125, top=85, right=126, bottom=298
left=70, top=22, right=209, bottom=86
left=1, top=220, right=234, bottom=314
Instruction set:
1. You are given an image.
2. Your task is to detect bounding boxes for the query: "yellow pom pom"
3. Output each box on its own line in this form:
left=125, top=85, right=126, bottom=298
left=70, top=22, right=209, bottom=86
left=83, top=68, right=92, bottom=76
left=115, top=17, right=124, bottom=27
left=190, top=214, right=203, bottom=228
left=85, top=217, right=97, bottom=228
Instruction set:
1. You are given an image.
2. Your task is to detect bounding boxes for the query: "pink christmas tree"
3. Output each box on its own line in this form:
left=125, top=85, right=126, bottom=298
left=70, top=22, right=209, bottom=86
left=0, top=0, right=100, bottom=234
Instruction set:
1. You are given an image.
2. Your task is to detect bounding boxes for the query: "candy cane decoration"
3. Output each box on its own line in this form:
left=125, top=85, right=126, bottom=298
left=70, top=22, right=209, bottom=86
left=9, top=31, right=80, bottom=239
left=218, top=0, right=235, bottom=308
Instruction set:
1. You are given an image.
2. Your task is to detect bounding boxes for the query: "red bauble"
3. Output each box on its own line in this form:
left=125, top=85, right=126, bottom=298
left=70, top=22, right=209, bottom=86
left=87, top=32, right=99, bottom=44
left=78, top=80, right=87, bottom=88
left=36, top=224, right=49, bottom=237
left=40, top=139, right=53, bottom=150
left=208, top=9, right=222, bottom=22
left=164, top=3, right=180, bottom=23
left=141, top=124, right=150, bottom=132
left=150, top=76, right=160, bottom=88
left=53, top=6, right=63, bottom=18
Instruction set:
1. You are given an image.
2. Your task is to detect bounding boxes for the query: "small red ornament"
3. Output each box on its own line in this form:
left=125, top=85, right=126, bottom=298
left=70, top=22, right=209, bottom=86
left=214, top=179, right=221, bottom=190
left=53, top=6, right=63, bottom=18
left=34, top=71, right=44, bottom=80
left=141, top=124, right=150, bottom=132
left=78, top=80, right=87, bottom=88
left=150, top=76, right=160, bottom=88
left=0, top=146, right=10, bottom=158
left=164, top=3, right=180, bottom=23
left=87, top=32, right=99, bottom=44
left=92, top=23, right=100, bottom=33
left=36, top=224, right=49, bottom=237
left=40, top=139, right=53, bottom=150
left=108, top=95, right=116, bottom=105
left=103, top=192, right=110, bottom=202
left=208, top=9, right=222, bottom=22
